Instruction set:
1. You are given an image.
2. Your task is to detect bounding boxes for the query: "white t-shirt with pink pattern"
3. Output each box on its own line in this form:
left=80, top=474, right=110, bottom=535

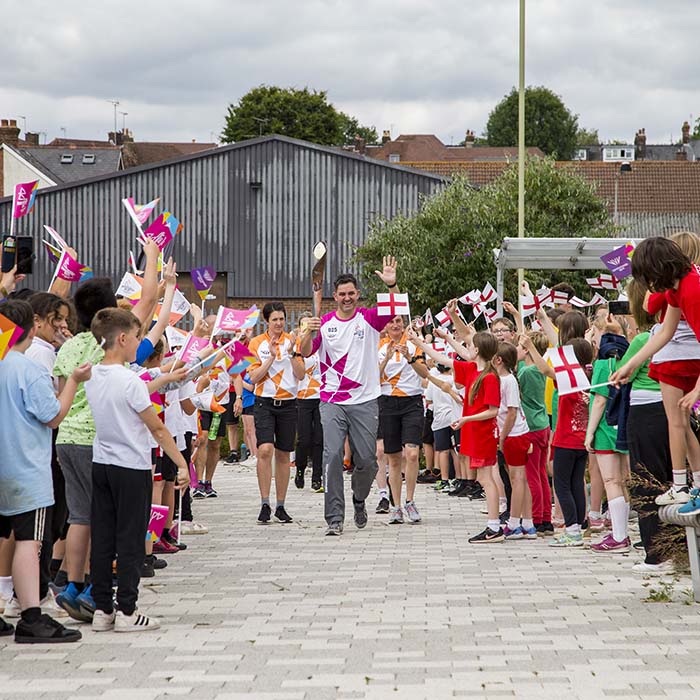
left=311, top=307, right=388, bottom=405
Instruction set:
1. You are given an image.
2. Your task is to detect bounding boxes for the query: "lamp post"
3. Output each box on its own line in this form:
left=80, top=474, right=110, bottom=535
left=516, top=0, right=526, bottom=314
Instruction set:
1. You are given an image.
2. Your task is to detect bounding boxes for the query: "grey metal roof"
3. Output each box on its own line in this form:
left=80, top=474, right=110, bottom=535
left=17, top=147, right=122, bottom=183
left=0, top=135, right=446, bottom=298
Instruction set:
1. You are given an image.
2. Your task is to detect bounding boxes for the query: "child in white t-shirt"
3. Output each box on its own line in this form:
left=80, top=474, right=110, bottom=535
left=85, top=309, right=188, bottom=633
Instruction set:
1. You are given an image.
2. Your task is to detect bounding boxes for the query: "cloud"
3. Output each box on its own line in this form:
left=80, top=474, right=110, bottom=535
left=1, top=0, right=698, bottom=145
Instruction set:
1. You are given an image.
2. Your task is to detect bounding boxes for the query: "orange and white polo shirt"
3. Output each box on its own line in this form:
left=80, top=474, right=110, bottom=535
left=378, top=334, right=424, bottom=397
left=248, top=331, right=298, bottom=400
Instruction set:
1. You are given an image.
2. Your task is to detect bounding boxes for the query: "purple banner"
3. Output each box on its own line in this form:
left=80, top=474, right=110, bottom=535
left=191, top=266, right=216, bottom=299
left=600, top=244, right=633, bottom=280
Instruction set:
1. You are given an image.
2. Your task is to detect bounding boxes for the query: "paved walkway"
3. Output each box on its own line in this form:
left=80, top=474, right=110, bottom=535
left=2, top=463, right=700, bottom=699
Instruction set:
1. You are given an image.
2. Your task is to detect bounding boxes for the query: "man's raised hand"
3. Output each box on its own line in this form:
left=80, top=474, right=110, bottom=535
left=374, top=255, right=397, bottom=287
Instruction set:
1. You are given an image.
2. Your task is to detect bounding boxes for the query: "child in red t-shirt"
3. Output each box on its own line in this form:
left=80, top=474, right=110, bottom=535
left=451, top=332, right=502, bottom=543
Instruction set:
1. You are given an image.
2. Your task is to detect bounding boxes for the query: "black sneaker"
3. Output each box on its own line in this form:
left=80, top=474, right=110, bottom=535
left=325, top=522, right=343, bottom=536
left=224, top=451, right=238, bottom=465
left=448, top=480, right=466, bottom=497
left=162, top=532, right=187, bottom=551
left=353, top=498, right=368, bottom=529
left=423, top=472, right=438, bottom=483
left=294, top=466, right=305, bottom=490
left=0, top=616, right=13, bottom=637
left=416, top=470, right=431, bottom=484
left=275, top=505, right=293, bottom=523
left=468, top=486, right=486, bottom=500
left=258, top=503, right=272, bottom=524
left=499, top=510, right=510, bottom=525
left=375, top=497, right=390, bottom=514
left=140, top=558, right=155, bottom=578
left=537, top=522, right=554, bottom=536
left=148, top=554, right=167, bottom=570
left=468, top=527, right=505, bottom=544
left=15, top=613, right=82, bottom=644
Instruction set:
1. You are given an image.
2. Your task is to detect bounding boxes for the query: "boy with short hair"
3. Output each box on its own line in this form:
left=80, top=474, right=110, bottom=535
left=85, top=308, right=188, bottom=633
left=0, top=300, right=91, bottom=643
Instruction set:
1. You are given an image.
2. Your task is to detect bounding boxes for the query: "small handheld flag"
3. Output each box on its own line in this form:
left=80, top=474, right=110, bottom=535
left=12, top=180, right=39, bottom=220
left=0, top=315, right=23, bottom=360
left=545, top=345, right=591, bottom=396
left=191, top=266, right=216, bottom=300
left=376, top=292, right=410, bottom=317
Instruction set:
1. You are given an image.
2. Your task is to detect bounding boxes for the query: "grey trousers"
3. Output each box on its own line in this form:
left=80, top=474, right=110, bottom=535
left=320, top=399, right=379, bottom=526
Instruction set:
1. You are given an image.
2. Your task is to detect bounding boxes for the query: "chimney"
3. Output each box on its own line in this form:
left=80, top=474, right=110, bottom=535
left=24, top=132, right=40, bottom=146
left=0, top=118, right=20, bottom=148
left=465, top=129, right=475, bottom=147
left=634, top=128, right=647, bottom=160
left=381, top=130, right=391, bottom=144
left=682, top=121, right=691, bottom=144
left=675, top=147, right=688, bottom=161
left=354, top=135, right=366, bottom=155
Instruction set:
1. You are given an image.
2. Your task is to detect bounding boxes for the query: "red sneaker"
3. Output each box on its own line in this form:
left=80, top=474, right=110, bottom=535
left=153, top=540, right=179, bottom=554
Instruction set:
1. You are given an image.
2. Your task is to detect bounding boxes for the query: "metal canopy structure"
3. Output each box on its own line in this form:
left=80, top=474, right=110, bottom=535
left=494, top=236, right=641, bottom=312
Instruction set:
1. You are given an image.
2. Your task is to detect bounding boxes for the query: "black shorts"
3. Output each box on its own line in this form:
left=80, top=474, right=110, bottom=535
left=253, top=398, right=297, bottom=452
left=0, top=506, right=53, bottom=542
left=379, top=395, right=425, bottom=454
left=433, top=426, right=460, bottom=452
left=200, top=410, right=227, bottom=438
left=243, top=405, right=254, bottom=416
left=422, top=409, right=434, bottom=445
left=224, top=394, right=239, bottom=425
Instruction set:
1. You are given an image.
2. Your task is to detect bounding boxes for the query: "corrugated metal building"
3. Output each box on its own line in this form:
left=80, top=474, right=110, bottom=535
left=0, top=135, right=445, bottom=299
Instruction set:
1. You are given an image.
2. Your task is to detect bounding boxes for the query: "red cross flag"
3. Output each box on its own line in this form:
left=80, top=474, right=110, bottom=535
left=376, top=292, right=410, bottom=316
left=586, top=274, right=619, bottom=291
left=435, top=307, right=452, bottom=327
left=545, top=345, right=590, bottom=396
left=551, top=289, right=573, bottom=306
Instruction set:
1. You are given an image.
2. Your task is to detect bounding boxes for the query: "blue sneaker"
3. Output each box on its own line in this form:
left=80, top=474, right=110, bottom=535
left=504, top=526, right=524, bottom=540
left=678, top=490, right=700, bottom=515
left=522, top=526, right=539, bottom=540
left=56, top=582, right=93, bottom=622
left=76, top=584, right=95, bottom=621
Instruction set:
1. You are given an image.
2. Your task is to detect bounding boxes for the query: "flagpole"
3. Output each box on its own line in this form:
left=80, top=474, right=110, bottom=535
left=177, top=490, right=182, bottom=546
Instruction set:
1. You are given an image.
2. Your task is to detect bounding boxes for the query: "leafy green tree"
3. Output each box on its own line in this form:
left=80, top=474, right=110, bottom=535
left=576, top=127, right=600, bottom=147
left=221, top=85, right=376, bottom=146
left=354, top=157, right=616, bottom=317
left=691, top=117, right=700, bottom=139
left=486, top=86, right=579, bottom=160
left=339, top=114, right=379, bottom=145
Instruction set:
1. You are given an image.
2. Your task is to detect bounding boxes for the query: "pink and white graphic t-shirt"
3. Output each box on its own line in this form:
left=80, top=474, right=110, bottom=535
left=311, top=307, right=389, bottom=404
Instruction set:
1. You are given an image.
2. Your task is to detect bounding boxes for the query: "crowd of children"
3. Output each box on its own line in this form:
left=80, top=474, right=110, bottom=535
left=2, top=231, right=700, bottom=645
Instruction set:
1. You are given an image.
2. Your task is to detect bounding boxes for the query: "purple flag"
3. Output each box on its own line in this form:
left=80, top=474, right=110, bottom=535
left=600, top=244, right=633, bottom=280
left=191, top=266, right=216, bottom=300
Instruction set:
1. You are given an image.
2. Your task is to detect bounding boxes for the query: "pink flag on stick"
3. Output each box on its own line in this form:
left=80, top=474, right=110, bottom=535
left=177, top=333, right=211, bottom=363
left=12, top=180, right=39, bottom=219
left=122, top=197, right=160, bottom=227
left=55, top=249, right=83, bottom=281
left=211, top=305, right=259, bottom=335
left=146, top=504, right=170, bottom=542
left=142, top=212, right=183, bottom=250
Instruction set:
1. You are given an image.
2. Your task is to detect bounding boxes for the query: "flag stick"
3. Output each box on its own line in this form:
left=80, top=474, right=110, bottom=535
left=201, top=298, right=205, bottom=315
left=177, top=490, right=182, bottom=546
left=585, top=381, right=612, bottom=392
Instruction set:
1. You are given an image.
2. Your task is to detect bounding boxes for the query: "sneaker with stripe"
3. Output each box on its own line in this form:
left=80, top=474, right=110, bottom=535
left=114, top=610, right=160, bottom=632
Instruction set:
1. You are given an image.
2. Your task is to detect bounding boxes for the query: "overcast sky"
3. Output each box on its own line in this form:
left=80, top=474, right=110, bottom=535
left=2, top=0, right=698, bottom=147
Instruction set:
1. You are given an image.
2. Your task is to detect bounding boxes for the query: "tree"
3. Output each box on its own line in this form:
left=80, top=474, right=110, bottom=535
left=692, top=117, right=700, bottom=139
left=221, top=85, right=376, bottom=146
left=339, top=114, right=379, bottom=145
left=486, top=86, right=579, bottom=160
left=576, top=127, right=600, bottom=148
left=353, top=157, right=616, bottom=316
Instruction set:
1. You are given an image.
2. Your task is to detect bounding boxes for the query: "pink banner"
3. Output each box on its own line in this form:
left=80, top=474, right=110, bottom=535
left=55, top=250, right=83, bottom=281
left=178, top=333, right=210, bottom=363
left=12, top=180, right=39, bottom=219
left=142, top=212, right=182, bottom=250
left=211, top=305, right=259, bottom=335
left=147, top=504, right=170, bottom=542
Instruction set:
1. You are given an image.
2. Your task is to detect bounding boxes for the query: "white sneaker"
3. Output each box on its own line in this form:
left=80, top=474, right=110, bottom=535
left=655, top=486, right=690, bottom=505
left=3, top=597, right=19, bottom=618
left=92, top=609, right=116, bottom=632
left=404, top=501, right=422, bottom=523
left=0, top=593, right=11, bottom=614
left=180, top=521, right=209, bottom=535
left=40, top=591, right=68, bottom=618
left=114, top=609, right=160, bottom=632
left=632, top=560, right=675, bottom=575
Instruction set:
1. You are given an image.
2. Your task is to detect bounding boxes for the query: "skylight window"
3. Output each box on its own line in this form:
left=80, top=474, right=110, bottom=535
left=60, top=154, right=74, bottom=164
left=82, top=154, right=96, bottom=164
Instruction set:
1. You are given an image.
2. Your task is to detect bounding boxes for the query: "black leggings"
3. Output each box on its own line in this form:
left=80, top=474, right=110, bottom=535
left=627, top=402, right=672, bottom=564
left=553, top=447, right=587, bottom=528
left=296, top=399, right=323, bottom=484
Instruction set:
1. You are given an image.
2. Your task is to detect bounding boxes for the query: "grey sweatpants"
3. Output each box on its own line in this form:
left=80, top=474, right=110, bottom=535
left=320, top=399, right=379, bottom=526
